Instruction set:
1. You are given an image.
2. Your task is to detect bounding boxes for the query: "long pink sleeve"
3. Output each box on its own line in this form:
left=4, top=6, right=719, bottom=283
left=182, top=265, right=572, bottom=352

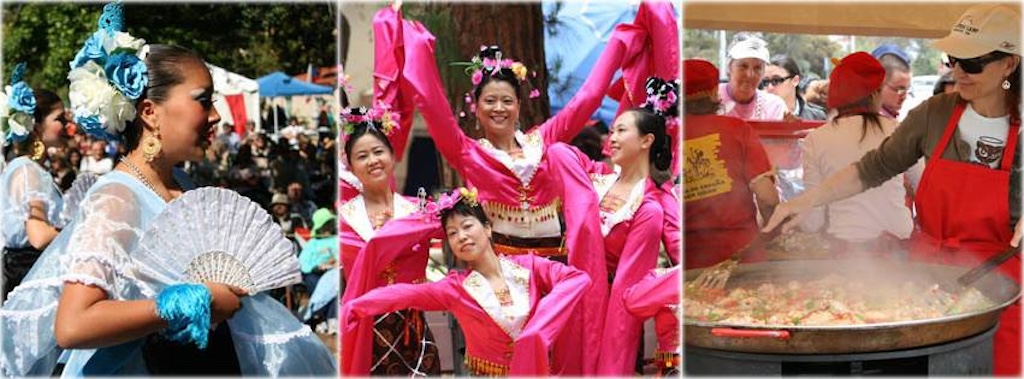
left=608, top=1, right=680, bottom=115
left=622, top=266, right=680, bottom=318
left=623, top=266, right=681, bottom=354
left=382, top=9, right=471, bottom=173
left=340, top=216, right=441, bottom=305
left=341, top=279, right=452, bottom=374
left=372, top=7, right=416, bottom=161
left=509, top=256, right=593, bottom=376
left=597, top=196, right=665, bottom=375
left=545, top=143, right=608, bottom=375
left=655, top=184, right=681, bottom=265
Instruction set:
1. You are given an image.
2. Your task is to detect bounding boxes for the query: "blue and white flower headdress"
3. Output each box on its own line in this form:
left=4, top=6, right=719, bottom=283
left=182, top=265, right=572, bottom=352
left=67, top=1, right=149, bottom=141
left=1, top=63, right=37, bottom=144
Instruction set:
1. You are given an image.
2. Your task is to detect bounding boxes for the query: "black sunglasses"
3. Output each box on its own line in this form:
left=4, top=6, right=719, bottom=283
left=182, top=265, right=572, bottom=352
left=759, top=75, right=794, bottom=89
left=945, top=54, right=1005, bottom=74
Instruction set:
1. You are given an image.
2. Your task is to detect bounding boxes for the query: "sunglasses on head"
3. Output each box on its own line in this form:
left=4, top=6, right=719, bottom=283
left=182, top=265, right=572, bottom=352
left=759, top=75, right=793, bottom=89
left=945, top=53, right=1005, bottom=74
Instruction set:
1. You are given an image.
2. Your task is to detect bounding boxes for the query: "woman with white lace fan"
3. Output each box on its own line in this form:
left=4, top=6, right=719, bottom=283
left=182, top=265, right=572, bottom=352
left=339, top=104, right=443, bottom=376
left=343, top=187, right=592, bottom=376
left=0, top=3, right=335, bottom=376
left=0, top=63, right=69, bottom=301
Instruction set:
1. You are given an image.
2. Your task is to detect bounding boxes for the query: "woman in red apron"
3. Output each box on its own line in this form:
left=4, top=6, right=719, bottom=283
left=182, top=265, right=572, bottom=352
left=766, top=4, right=1021, bottom=375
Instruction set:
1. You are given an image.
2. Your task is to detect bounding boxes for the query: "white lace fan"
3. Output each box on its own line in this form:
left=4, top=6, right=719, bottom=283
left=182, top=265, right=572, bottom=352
left=60, top=172, right=98, bottom=226
left=136, top=187, right=300, bottom=294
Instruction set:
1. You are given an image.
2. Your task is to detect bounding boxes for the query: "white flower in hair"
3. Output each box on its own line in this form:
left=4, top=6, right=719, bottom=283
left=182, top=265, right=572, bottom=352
left=105, top=31, right=146, bottom=53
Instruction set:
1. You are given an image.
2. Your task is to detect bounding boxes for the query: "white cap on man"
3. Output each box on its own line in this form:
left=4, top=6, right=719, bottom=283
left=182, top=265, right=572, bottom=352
left=728, top=34, right=770, bottom=64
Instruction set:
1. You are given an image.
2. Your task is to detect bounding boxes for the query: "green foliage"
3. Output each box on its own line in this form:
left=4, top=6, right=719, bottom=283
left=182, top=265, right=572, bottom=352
left=2, top=2, right=336, bottom=97
left=853, top=36, right=942, bottom=76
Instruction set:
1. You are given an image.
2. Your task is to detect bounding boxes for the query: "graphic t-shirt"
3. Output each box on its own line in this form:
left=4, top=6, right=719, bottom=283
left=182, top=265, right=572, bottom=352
left=959, top=104, right=1011, bottom=169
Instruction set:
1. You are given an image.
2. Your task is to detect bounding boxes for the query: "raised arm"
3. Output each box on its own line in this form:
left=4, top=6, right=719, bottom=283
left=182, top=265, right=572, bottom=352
left=509, top=256, right=592, bottom=376
left=540, top=1, right=678, bottom=145
left=374, top=7, right=470, bottom=173
left=372, top=7, right=415, bottom=161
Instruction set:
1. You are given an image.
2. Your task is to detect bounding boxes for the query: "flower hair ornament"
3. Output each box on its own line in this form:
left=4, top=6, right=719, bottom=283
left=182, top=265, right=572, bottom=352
left=340, top=103, right=400, bottom=142
left=1, top=62, right=37, bottom=145
left=452, top=45, right=541, bottom=119
left=643, top=76, right=680, bottom=119
left=417, top=187, right=480, bottom=221
left=67, top=0, right=149, bottom=141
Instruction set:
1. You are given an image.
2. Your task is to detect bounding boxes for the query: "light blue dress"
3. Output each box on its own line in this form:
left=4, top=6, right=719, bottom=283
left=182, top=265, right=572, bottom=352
left=0, top=157, right=63, bottom=248
left=0, top=171, right=336, bottom=376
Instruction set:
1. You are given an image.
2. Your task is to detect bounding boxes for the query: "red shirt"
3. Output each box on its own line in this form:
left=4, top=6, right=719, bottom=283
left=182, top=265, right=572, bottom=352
left=683, top=114, right=772, bottom=268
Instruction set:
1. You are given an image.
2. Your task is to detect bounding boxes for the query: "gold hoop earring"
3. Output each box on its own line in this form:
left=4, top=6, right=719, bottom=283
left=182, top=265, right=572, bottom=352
left=30, top=138, right=45, bottom=161
left=141, top=135, right=162, bottom=163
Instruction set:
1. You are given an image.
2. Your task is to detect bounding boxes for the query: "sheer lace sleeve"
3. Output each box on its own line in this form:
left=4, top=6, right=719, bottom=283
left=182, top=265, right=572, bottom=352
left=1, top=159, right=63, bottom=247
left=63, top=183, right=150, bottom=299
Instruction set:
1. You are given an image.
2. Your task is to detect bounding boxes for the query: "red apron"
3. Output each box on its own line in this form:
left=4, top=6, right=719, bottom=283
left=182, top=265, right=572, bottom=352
left=910, top=102, right=1021, bottom=375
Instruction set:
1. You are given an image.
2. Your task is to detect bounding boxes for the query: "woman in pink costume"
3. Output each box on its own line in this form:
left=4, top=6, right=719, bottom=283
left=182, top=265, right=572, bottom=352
left=343, top=188, right=592, bottom=376
left=338, top=105, right=442, bottom=375
left=589, top=77, right=677, bottom=374
left=373, top=2, right=676, bottom=373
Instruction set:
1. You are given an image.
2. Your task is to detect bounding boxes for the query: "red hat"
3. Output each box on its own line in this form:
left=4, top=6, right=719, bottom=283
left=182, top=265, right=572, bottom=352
left=827, top=52, right=885, bottom=109
left=683, top=59, right=719, bottom=100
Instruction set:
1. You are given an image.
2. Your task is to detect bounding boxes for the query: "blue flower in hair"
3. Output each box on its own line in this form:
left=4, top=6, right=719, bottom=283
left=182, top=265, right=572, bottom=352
left=8, top=81, right=36, bottom=115
left=105, top=53, right=148, bottom=100
left=67, top=0, right=148, bottom=141
left=70, top=31, right=108, bottom=70
left=2, top=62, right=37, bottom=144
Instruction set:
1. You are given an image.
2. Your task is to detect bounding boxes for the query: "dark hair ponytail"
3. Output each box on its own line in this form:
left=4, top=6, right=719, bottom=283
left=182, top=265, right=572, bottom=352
left=32, top=89, right=63, bottom=124
left=123, top=44, right=205, bottom=152
left=637, top=77, right=679, bottom=186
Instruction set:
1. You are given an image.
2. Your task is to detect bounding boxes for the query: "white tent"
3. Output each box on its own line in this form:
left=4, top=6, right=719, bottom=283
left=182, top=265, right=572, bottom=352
left=207, top=63, right=261, bottom=134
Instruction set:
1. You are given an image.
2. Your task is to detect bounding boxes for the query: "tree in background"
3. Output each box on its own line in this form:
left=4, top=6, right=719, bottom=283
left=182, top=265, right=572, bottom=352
left=2, top=2, right=336, bottom=96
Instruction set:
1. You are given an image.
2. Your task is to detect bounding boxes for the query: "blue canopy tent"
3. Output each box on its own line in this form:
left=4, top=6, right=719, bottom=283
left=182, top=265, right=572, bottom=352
left=256, top=71, right=334, bottom=134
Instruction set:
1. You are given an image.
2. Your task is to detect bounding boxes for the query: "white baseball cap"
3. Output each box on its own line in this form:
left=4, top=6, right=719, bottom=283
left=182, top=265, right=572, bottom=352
left=728, top=35, right=770, bottom=63
left=932, top=4, right=1021, bottom=59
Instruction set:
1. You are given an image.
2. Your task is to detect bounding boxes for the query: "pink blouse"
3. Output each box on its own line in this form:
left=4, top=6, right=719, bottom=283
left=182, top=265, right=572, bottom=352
left=342, top=254, right=592, bottom=376
left=623, top=266, right=681, bottom=355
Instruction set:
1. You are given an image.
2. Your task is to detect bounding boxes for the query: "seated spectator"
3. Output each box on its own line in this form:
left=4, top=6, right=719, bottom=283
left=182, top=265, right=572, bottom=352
left=79, top=140, right=113, bottom=175
left=299, top=209, right=339, bottom=329
left=288, top=181, right=318, bottom=225
left=271, top=192, right=307, bottom=240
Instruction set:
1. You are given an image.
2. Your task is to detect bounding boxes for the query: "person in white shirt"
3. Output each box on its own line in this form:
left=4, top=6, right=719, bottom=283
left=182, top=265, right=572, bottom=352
left=799, top=52, right=913, bottom=256
left=78, top=140, right=113, bottom=175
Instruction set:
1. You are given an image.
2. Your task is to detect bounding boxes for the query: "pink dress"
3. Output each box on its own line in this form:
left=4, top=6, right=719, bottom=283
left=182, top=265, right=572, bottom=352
left=623, top=266, right=681, bottom=370
left=339, top=194, right=440, bottom=374
left=591, top=173, right=666, bottom=374
left=343, top=254, right=592, bottom=376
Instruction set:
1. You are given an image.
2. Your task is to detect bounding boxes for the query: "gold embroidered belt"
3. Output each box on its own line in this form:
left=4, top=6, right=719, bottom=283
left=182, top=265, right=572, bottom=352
left=492, top=232, right=566, bottom=257
left=464, top=354, right=510, bottom=376
left=654, top=351, right=680, bottom=370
